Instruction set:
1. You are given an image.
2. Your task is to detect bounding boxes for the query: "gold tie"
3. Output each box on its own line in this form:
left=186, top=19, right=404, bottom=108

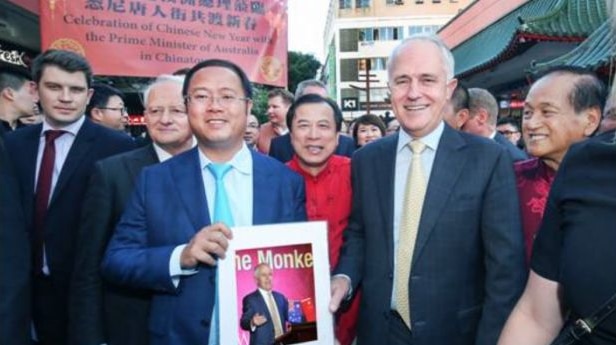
left=394, top=140, right=427, bottom=329
left=267, top=292, right=284, bottom=337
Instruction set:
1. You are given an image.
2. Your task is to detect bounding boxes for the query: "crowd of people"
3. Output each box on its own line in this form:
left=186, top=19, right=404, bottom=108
left=0, top=30, right=614, bottom=345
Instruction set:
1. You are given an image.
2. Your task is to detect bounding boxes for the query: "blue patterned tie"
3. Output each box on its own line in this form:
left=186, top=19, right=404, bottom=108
left=206, top=163, right=234, bottom=345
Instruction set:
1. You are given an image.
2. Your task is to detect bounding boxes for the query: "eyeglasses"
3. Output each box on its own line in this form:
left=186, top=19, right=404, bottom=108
left=186, top=93, right=249, bottom=107
left=498, top=130, right=519, bottom=136
left=99, top=107, right=127, bottom=115
left=145, top=106, right=187, bottom=119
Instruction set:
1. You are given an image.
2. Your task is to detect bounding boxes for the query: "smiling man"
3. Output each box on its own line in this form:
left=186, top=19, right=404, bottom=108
left=102, top=59, right=305, bottom=345
left=329, top=35, right=526, bottom=345
left=3, top=49, right=135, bottom=344
left=286, top=94, right=358, bottom=344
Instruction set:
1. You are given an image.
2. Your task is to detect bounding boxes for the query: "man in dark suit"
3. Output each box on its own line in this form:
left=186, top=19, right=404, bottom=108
left=101, top=59, right=306, bottom=345
left=329, top=35, right=526, bottom=345
left=3, top=50, right=135, bottom=344
left=0, top=137, right=30, bottom=345
left=462, top=88, right=528, bottom=162
left=240, top=263, right=289, bottom=345
left=0, top=53, right=38, bottom=137
left=69, top=75, right=194, bottom=345
left=269, top=79, right=355, bottom=163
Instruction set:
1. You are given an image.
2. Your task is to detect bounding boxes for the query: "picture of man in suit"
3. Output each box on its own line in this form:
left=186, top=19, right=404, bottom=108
left=240, top=263, right=289, bottom=345
left=3, top=49, right=135, bottom=344
left=329, top=34, right=526, bottom=345
left=101, top=59, right=306, bottom=345
left=69, top=74, right=194, bottom=345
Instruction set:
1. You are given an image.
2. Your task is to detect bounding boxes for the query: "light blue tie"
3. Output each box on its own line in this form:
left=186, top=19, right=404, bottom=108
left=206, top=163, right=234, bottom=345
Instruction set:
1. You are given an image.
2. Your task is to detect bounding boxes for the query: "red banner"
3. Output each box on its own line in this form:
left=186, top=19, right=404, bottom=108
left=39, top=0, right=288, bottom=87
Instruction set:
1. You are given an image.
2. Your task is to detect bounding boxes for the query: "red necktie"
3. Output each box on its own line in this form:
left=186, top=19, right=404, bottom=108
left=33, top=130, right=65, bottom=273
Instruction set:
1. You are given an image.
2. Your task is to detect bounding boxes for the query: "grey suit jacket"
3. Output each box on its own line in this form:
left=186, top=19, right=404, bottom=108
left=70, top=145, right=159, bottom=345
left=335, top=124, right=526, bottom=345
left=494, top=132, right=528, bottom=162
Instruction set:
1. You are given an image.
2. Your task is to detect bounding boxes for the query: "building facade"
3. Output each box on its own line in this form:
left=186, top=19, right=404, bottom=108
left=322, top=0, right=472, bottom=120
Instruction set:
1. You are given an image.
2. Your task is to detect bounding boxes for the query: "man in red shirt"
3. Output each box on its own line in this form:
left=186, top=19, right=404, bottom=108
left=285, top=94, right=358, bottom=345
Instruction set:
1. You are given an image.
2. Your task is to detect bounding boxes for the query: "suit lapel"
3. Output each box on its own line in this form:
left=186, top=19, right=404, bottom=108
left=125, top=145, right=159, bottom=179
left=412, top=126, right=467, bottom=266
left=252, top=151, right=275, bottom=225
left=23, top=124, right=43, bottom=199
left=50, top=120, right=97, bottom=205
left=376, top=135, right=398, bottom=271
left=170, top=148, right=210, bottom=232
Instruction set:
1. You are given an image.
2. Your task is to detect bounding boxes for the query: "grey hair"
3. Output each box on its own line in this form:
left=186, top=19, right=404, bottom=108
left=142, top=74, right=185, bottom=106
left=253, top=262, right=271, bottom=278
left=295, top=79, right=327, bottom=99
left=387, top=33, right=455, bottom=81
left=468, top=88, right=499, bottom=125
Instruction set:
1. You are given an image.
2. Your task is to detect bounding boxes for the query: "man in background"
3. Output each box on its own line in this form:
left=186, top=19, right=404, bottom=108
left=70, top=75, right=194, bottom=345
left=86, top=83, right=128, bottom=131
left=257, top=88, right=293, bottom=153
left=244, top=114, right=260, bottom=151
left=0, top=54, right=38, bottom=136
left=462, top=88, right=527, bottom=162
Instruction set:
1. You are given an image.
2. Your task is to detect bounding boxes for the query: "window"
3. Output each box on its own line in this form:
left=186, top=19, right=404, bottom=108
left=339, top=0, right=352, bottom=9
left=340, top=29, right=359, bottom=52
left=358, top=28, right=374, bottom=42
left=356, top=0, right=371, bottom=8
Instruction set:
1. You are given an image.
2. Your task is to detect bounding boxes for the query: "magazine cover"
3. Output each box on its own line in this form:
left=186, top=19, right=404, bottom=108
left=219, top=221, right=333, bottom=345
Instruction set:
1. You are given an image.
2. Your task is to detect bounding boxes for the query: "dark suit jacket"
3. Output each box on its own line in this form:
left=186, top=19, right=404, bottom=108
left=70, top=145, right=159, bottom=345
left=240, top=290, right=289, bottom=345
left=101, top=148, right=306, bottom=345
left=494, top=132, right=528, bottom=162
left=3, top=119, right=135, bottom=338
left=334, top=125, right=526, bottom=345
left=269, top=133, right=356, bottom=163
left=0, top=137, right=30, bottom=345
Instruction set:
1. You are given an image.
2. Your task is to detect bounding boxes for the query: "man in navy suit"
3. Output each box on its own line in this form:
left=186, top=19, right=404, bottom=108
left=462, top=88, right=527, bottom=162
left=329, top=35, right=526, bottom=345
left=102, top=59, right=306, bottom=345
left=240, top=263, right=289, bottom=345
left=3, top=50, right=135, bottom=344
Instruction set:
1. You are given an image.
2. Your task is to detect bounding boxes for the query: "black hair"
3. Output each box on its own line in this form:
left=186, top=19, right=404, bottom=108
left=31, top=49, right=92, bottom=88
left=496, top=116, right=520, bottom=131
left=537, top=66, right=606, bottom=114
left=286, top=94, right=343, bottom=132
left=451, top=82, right=470, bottom=113
left=182, top=59, right=252, bottom=100
left=86, top=83, right=125, bottom=117
left=352, top=114, right=386, bottom=144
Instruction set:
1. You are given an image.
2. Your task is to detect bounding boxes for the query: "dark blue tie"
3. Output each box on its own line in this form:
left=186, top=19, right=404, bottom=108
left=206, top=163, right=233, bottom=345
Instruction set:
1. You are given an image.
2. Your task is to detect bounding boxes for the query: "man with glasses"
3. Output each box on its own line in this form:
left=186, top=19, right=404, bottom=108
left=70, top=75, right=194, bottom=345
left=102, top=59, right=306, bottom=345
left=86, top=83, right=129, bottom=131
left=244, top=114, right=260, bottom=151
left=496, top=117, right=524, bottom=149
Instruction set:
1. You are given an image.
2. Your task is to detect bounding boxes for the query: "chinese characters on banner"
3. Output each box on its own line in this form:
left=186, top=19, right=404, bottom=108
left=40, top=0, right=288, bottom=87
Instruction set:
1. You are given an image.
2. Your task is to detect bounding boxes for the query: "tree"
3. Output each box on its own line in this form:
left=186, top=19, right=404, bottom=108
left=287, top=51, right=322, bottom=95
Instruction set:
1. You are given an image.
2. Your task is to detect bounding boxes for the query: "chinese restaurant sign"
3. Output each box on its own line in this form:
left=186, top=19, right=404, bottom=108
left=40, top=0, right=288, bottom=87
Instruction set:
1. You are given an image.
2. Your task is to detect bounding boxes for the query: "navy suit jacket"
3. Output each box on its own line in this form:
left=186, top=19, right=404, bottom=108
left=335, top=124, right=526, bottom=345
left=269, top=133, right=356, bottom=163
left=102, top=147, right=306, bottom=345
left=240, top=290, right=289, bottom=345
left=494, top=132, right=528, bottom=162
left=70, top=145, right=159, bottom=345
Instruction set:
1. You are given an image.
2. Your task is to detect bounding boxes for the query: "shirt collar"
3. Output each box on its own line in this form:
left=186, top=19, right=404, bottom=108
left=41, top=115, right=85, bottom=137
left=198, top=142, right=252, bottom=175
left=396, top=120, right=444, bottom=153
left=153, top=138, right=197, bottom=162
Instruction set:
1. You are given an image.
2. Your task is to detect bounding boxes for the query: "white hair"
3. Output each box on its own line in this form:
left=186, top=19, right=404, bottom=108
left=141, top=74, right=185, bottom=106
left=387, top=33, right=455, bottom=81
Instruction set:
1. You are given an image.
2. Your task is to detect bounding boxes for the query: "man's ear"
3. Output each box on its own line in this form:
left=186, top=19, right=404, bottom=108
left=456, top=109, right=470, bottom=129
left=582, top=106, right=601, bottom=136
left=1, top=87, right=15, bottom=101
left=91, top=108, right=104, bottom=122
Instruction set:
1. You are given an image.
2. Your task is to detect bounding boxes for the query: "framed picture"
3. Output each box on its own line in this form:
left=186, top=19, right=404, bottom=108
left=219, top=221, right=334, bottom=345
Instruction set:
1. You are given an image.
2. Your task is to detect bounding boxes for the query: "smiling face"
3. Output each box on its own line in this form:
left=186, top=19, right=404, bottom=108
left=37, top=65, right=93, bottom=128
left=356, top=123, right=382, bottom=146
left=186, top=66, right=252, bottom=159
left=94, top=95, right=127, bottom=130
left=523, top=73, right=598, bottom=169
left=255, top=264, right=273, bottom=291
left=388, top=40, right=457, bottom=138
left=290, top=102, right=339, bottom=176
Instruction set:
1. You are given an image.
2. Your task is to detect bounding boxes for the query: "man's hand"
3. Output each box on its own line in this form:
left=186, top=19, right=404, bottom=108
left=180, top=223, right=233, bottom=268
left=329, top=276, right=350, bottom=313
left=251, top=313, right=267, bottom=327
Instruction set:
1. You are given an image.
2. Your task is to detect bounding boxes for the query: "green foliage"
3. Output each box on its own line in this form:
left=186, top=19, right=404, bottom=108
left=287, top=51, right=322, bottom=95
left=251, top=83, right=271, bottom=123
